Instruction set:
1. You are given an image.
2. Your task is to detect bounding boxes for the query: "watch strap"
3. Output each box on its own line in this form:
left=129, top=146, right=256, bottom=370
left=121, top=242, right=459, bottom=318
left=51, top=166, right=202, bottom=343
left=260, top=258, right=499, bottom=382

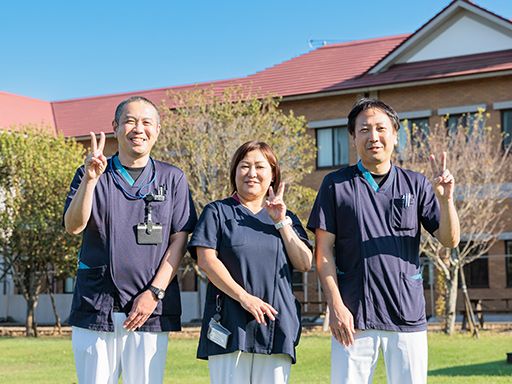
left=149, top=285, right=165, bottom=300
left=274, top=216, right=292, bottom=230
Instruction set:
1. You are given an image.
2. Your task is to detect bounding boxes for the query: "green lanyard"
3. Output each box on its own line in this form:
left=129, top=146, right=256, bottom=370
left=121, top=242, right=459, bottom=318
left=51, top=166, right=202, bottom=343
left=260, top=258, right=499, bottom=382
left=113, top=155, right=136, bottom=186
left=357, top=160, right=380, bottom=192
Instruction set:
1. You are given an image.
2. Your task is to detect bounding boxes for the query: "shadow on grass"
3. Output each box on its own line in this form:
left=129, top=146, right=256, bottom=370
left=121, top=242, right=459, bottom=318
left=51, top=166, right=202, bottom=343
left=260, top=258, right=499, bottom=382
left=429, top=360, right=512, bottom=376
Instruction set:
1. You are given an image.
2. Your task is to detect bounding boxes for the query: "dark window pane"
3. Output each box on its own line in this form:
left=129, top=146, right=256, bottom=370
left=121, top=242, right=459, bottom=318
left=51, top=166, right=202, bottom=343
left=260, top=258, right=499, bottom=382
left=506, top=241, right=512, bottom=288
left=502, top=110, right=512, bottom=150
left=316, top=126, right=348, bottom=168
left=463, top=257, right=489, bottom=288
left=447, top=113, right=485, bottom=137
left=292, top=271, right=304, bottom=292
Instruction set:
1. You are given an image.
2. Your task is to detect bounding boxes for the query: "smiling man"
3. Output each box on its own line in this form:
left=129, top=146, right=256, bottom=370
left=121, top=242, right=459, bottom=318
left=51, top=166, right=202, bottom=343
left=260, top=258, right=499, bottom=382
left=64, top=96, right=197, bottom=384
left=308, top=98, right=459, bottom=384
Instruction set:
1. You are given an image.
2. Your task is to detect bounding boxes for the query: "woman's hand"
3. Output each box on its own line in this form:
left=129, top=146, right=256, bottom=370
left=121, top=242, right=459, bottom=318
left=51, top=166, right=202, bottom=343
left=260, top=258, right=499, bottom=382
left=238, top=291, right=278, bottom=325
left=266, top=182, right=287, bottom=223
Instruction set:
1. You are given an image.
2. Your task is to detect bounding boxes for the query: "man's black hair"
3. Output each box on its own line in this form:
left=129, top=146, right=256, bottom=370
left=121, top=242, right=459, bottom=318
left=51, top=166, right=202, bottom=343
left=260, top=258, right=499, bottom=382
left=347, top=98, right=400, bottom=136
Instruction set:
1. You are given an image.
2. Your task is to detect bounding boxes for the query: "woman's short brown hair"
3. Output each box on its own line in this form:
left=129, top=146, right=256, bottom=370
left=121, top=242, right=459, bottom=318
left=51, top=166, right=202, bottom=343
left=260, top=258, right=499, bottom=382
left=229, top=141, right=281, bottom=194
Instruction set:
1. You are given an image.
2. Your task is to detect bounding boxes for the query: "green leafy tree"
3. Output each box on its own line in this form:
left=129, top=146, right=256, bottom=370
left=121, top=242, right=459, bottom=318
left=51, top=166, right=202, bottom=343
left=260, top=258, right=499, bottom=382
left=154, top=87, right=317, bottom=277
left=0, top=127, right=84, bottom=336
left=397, top=112, right=511, bottom=335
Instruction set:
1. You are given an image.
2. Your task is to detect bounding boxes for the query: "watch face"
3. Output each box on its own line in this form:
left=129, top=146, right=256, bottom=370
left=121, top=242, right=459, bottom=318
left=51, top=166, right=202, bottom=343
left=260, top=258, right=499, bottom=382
left=157, top=290, right=165, bottom=300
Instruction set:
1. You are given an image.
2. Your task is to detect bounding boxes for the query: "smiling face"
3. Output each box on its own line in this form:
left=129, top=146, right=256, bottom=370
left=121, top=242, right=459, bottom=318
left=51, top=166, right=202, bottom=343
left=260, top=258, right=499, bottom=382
left=353, top=107, right=398, bottom=173
left=113, top=100, right=160, bottom=164
left=235, top=149, right=273, bottom=202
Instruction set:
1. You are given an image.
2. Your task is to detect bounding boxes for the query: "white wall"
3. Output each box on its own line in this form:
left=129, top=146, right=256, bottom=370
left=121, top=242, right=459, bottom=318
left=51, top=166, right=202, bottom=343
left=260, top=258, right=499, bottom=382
left=404, top=14, right=512, bottom=63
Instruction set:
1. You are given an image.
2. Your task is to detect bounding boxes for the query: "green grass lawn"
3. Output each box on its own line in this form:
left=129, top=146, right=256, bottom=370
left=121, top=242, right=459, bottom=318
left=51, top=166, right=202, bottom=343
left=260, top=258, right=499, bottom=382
left=0, top=331, right=511, bottom=383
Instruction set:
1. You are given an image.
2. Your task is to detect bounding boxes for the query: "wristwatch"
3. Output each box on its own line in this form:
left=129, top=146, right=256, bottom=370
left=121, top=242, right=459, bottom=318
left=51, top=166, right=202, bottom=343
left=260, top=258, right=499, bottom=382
left=274, top=216, right=292, bottom=230
left=149, top=285, right=165, bottom=300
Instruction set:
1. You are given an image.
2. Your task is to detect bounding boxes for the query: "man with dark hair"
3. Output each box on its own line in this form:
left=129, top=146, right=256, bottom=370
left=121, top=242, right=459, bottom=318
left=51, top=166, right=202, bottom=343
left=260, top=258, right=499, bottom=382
left=308, top=98, right=459, bottom=384
left=64, top=96, right=197, bottom=383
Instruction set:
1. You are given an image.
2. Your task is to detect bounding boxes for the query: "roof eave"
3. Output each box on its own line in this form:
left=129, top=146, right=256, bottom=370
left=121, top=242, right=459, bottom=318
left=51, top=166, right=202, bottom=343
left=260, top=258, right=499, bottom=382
left=282, top=69, right=512, bottom=102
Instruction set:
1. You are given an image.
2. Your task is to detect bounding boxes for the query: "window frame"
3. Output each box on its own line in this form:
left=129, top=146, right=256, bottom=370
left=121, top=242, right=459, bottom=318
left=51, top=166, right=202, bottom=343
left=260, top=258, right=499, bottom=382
left=505, top=240, right=512, bottom=288
left=500, top=109, right=512, bottom=152
left=314, top=125, right=349, bottom=170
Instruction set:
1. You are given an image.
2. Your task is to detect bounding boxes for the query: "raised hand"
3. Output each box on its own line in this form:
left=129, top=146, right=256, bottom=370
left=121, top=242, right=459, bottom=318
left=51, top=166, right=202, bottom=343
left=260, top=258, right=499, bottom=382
left=84, top=131, right=107, bottom=181
left=430, top=151, right=455, bottom=201
left=265, top=182, right=287, bottom=223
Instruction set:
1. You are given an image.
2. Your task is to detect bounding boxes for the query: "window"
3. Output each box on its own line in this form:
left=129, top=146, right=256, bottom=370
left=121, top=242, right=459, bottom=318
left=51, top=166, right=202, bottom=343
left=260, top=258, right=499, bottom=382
left=446, top=113, right=485, bottom=136
left=462, top=257, right=489, bottom=288
left=420, top=254, right=433, bottom=289
left=316, top=126, right=349, bottom=168
left=292, top=271, right=304, bottom=292
left=398, top=118, right=429, bottom=152
left=506, top=241, right=512, bottom=288
left=501, top=110, right=512, bottom=151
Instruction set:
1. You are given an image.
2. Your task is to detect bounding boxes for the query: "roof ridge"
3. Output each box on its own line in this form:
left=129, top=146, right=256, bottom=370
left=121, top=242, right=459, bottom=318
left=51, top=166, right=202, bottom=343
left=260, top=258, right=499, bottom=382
left=316, top=33, right=410, bottom=50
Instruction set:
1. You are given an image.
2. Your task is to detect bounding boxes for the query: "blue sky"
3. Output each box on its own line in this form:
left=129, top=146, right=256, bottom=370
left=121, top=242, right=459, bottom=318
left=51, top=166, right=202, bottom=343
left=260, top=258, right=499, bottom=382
left=2, top=0, right=511, bottom=101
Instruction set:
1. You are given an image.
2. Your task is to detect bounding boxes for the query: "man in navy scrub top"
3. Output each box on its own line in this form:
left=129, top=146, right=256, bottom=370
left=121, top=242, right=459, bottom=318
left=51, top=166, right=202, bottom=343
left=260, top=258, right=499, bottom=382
left=64, top=96, right=197, bottom=384
left=308, top=98, right=460, bottom=384
left=188, top=141, right=313, bottom=384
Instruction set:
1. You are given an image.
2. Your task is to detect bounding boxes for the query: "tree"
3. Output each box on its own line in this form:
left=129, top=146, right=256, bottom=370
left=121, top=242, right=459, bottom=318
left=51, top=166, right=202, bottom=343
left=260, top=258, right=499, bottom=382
left=0, top=127, right=84, bottom=336
left=397, top=112, right=511, bottom=335
left=154, top=87, right=317, bottom=277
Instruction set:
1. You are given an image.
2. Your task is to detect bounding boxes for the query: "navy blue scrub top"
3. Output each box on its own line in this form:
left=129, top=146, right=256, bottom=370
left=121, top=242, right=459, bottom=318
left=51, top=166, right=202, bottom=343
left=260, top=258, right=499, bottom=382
left=307, top=164, right=440, bottom=332
left=64, top=156, right=197, bottom=332
left=188, top=197, right=312, bottom=363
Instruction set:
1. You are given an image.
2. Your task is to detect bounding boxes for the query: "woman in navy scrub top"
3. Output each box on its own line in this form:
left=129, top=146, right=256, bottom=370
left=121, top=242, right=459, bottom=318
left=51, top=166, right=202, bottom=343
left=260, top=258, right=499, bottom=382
left=189, top=141, right=313, bottom=384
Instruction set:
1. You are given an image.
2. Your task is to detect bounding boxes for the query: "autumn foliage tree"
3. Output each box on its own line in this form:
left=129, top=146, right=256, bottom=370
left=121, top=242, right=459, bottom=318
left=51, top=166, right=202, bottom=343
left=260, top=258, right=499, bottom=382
left=397, top=112, right=511, bottom=335
left=153, top=87, right=317, bottom=277
left=0, top=127, right=84, bottom=336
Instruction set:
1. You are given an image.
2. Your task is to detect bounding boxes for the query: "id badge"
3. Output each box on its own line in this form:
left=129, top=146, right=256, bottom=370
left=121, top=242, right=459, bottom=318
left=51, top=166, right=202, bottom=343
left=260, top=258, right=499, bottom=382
left=207, top=318, right=231, bottom=349
left=136, top=223, right=163, bottom=244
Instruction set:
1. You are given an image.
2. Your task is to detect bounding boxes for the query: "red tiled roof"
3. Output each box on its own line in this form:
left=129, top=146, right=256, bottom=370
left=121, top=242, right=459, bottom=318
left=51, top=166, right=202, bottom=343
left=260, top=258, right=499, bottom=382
left=52, top=79, right=239, bottom=137
left=239, top=34, right=409, bottom=96
left=51, top=35, right=408, bottom=137
left=0, top=92, right=54, bottom=132
left=334, top=49, right=512, bottom=90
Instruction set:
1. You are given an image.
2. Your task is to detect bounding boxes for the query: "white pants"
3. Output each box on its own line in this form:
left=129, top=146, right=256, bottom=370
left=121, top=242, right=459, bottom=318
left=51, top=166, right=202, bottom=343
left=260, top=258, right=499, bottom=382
left=72, top=312, right=169, bottom=384
left=208, top=351, right=292, bottom=384
left=331, top=330, right=427, bottom=384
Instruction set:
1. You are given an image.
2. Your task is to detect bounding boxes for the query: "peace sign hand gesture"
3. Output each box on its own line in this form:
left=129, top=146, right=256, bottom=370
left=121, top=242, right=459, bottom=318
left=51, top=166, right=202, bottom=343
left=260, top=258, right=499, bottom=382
left=84, top=131, right=107, bottom=182
left=430, top=151, right=455, bottom=202
left=265, top=182, right=287, bottom=223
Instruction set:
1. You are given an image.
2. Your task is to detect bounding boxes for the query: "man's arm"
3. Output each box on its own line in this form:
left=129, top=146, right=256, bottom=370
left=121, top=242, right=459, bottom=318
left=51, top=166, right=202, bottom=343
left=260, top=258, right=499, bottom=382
left=315, top=228, right=355, bottom=346
left=64, top=132, right=107, bottom=234
left=123, top=231, right=189, bottom=331
left=430, top=152, right=460, bottom=248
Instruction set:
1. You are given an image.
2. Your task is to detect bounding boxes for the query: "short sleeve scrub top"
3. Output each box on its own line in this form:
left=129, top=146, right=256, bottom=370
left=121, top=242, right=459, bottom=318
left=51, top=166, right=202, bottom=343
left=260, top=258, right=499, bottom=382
left=189, top=197, right=312, bottom=363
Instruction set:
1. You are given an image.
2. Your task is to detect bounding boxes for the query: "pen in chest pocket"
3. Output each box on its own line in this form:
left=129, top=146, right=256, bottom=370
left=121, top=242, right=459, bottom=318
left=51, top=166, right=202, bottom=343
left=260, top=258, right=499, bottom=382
left=401, top=193, right=412, bottom=208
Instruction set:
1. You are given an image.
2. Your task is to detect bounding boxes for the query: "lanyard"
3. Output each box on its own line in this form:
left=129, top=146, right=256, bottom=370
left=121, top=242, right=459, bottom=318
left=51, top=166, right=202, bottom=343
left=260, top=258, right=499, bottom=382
left=109, top=154, right=157, bottom=200
left=357, top=160, right=380, bottom=192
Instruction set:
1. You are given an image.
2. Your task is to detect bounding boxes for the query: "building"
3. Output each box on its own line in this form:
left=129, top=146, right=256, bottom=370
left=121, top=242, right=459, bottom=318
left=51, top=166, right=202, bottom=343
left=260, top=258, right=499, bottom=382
left=1, top=0, right=511, bottom=322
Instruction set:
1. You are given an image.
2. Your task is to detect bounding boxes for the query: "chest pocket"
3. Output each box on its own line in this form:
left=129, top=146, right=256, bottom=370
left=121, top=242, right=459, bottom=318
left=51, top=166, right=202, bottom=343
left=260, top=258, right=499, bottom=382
left=222, top=219, right=248, bottom=247
left=148, top=200, right=172, bottom=226
left=392, top=195, right=416, bottom=230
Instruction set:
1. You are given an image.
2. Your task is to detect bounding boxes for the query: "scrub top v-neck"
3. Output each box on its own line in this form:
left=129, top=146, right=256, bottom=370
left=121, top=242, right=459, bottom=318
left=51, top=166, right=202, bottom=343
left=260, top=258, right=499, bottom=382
left=189, top=197, right=312, bottom=363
